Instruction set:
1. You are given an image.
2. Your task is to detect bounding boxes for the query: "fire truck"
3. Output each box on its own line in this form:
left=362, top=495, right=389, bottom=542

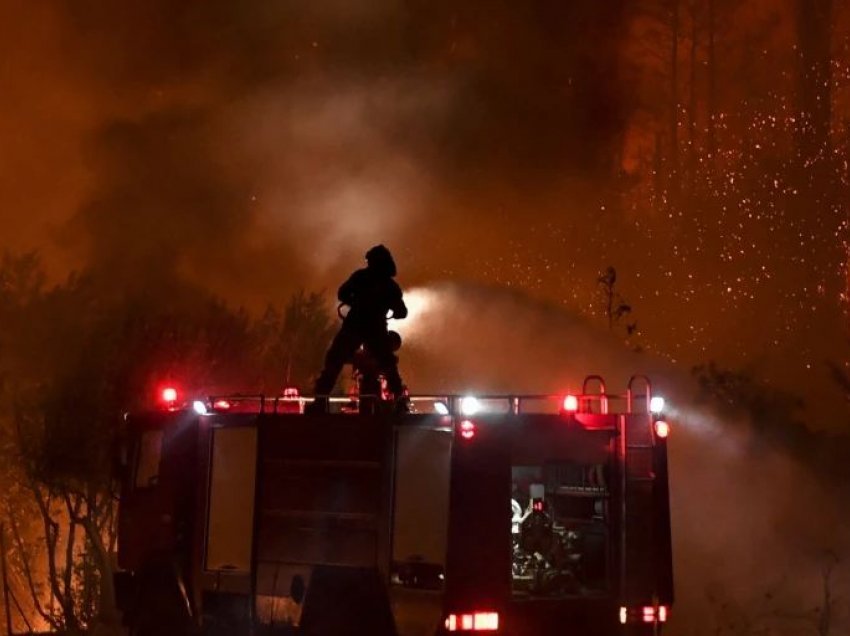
left=114, top=376, right=673, bottom=635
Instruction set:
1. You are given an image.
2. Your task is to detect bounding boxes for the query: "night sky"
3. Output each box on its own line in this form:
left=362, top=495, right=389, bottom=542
left=3, top=1, right=850, bottom=633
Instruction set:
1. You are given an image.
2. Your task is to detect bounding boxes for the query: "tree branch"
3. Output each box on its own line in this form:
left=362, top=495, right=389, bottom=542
left=61, top=492, right=83, bottom=618
left=7, top=508, right=54, bottom=628
left=29, top=482, right=77, bottom=630
left=77, top=502, right=119, bottom=625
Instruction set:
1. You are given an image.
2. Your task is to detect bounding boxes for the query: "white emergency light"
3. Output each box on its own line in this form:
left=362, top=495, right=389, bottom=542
left=460, top=396, right=481, bottom=416
left=192, top=400, right=208, bottom=415
left=650, top=396, right=665, bottom=414
left=434, top=401, right=450, bottom=415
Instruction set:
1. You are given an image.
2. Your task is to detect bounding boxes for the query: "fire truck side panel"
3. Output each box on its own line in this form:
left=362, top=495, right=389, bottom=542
left=252, top=415, right=391, bottom=571
left=205, top=423, right=257, bottom=571
left=194, top=413, right=258, bottom=634
left=118, top=412, right=200, bottom=572
left=444, top=416, right=513, bottom=609
left=250, top=413, right=397, bottom=634
left=390, top=425, right=452, bottom=636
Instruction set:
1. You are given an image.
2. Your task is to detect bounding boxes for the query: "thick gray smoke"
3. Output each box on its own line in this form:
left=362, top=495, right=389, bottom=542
left=392, top=282, right=850, bottom=635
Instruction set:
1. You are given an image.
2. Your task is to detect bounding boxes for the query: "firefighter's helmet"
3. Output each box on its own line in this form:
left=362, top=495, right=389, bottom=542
left=365, top=244, right=397, bottom=277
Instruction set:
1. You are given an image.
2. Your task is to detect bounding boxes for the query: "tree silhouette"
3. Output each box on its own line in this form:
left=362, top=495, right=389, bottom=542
left=597, top=266, right=639, bottom=344
left=0, top=253, right=335, bottom=633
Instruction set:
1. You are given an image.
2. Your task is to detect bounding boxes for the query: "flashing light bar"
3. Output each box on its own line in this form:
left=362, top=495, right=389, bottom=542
left=445, top=611, right=499, bottom=632
left=459, top=420, right=476, bottom=440
left=654, top=420, right=670, bottom=438
left=619, top=605, right=669, bottom=625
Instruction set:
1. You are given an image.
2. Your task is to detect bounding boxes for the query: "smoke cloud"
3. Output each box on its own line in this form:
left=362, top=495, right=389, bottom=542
left=0, top=0, right=630, bottom=302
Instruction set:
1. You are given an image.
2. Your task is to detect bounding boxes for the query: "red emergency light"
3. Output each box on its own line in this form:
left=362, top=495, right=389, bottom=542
left=562, top=394, right=578, bottom=412
left=156, top=385, right=180, bottom=411
left=620, top=605, right=669, bottom=624
left=445, top=611, right=499, bottom=632
left=213, top=399, right=232, bottom=411
left=459, top=420, right=476, bottom=440
left=643, top=605, right=668, bottom=623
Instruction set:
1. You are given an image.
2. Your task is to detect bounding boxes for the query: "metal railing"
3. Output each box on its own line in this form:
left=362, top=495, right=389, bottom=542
left=202, top=375, right=660, bottom=417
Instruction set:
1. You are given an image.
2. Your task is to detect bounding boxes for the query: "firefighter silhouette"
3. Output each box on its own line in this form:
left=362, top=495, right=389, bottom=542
left=309, top=245, right=408, bottom=412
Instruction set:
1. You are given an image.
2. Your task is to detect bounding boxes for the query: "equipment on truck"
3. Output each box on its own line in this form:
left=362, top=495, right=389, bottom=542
left=113, top=375, right=674, bottom=635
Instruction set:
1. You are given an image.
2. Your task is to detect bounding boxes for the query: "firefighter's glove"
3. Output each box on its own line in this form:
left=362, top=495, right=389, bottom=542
left=393, top=304, right=408, bottom=320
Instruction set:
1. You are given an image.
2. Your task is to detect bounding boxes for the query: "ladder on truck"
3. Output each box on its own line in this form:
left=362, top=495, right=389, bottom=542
left=620, top=410, right=656, bottom=602
left=618, top=375, right=673, bottom=608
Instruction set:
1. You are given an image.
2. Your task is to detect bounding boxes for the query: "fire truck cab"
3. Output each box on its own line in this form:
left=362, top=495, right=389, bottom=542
left=115, top=376, right=673, bottom=635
